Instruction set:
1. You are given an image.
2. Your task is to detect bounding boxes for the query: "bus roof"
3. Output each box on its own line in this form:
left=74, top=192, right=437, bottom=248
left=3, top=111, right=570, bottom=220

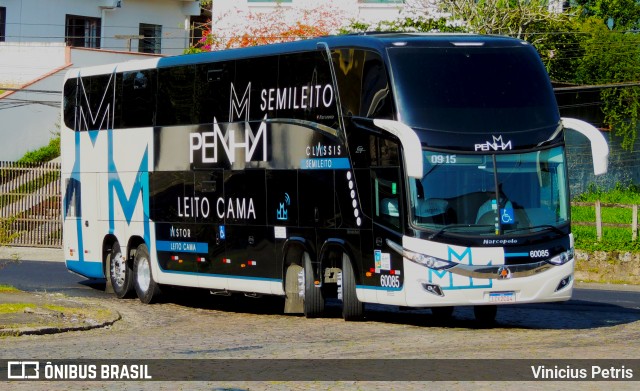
left=65, top=33, right=529, bottom=79
left=157, top=33, right=530, bottom=69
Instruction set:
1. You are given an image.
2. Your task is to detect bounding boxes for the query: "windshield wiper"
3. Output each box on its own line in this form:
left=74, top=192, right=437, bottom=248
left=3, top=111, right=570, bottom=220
left=504, top=224, right=565, bottom=235
left=428, top=224, right=494, bottom=240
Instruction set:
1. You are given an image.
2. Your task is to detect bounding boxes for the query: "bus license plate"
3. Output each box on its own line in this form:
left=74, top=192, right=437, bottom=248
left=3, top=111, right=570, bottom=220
left=488, top=291, right=515, bottom=303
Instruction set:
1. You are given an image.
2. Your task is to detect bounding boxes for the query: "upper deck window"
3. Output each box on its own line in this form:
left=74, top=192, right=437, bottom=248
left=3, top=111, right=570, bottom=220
left=388, top=45, right=559, bottom=133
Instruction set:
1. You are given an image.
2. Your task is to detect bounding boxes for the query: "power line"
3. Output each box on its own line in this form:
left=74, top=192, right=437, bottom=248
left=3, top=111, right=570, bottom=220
left=0, top=87, right=61, bottom=94
left=554, top=82, right=640, bottom=92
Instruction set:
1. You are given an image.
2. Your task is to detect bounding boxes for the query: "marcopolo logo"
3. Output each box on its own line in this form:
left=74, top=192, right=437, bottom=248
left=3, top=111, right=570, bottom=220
left=474, top=135, right=513, bottom=152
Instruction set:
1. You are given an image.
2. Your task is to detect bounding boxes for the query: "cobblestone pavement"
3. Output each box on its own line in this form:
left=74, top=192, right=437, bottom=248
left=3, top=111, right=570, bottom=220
left=1, top=289, right=639, bottom=391
left=1, top=248, right=639, bottom=390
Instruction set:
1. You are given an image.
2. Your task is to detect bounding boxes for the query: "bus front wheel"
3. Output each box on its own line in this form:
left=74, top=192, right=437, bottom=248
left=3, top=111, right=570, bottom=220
left=474, top=305, right=497, bottom=325
left=133, top=244, right=161, bottom=304
left=341, top=254, right=364, bottom=321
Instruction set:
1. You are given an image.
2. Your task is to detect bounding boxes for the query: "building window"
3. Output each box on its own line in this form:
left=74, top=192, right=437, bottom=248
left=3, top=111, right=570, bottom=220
left=65, top=15, right=101, bottom=48
left=0, top=7, right=6, bottom=42
left=139, top=23, right=162, bottom=54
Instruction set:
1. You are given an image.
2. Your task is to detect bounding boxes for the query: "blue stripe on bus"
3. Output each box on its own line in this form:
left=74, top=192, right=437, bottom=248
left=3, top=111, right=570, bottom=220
left=505, top=253, right=529, bottom=257
left=156, top=241, right=209, bottom=254
left=66, top=260, right=104, bottom=279
left=300, top=158, right=351, bottom=170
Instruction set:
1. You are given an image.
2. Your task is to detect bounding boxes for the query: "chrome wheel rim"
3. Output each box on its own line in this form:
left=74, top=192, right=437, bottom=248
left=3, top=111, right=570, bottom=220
left=111, top=251, right=126, bottom=288
left=137, top=256, right=151, bottom=292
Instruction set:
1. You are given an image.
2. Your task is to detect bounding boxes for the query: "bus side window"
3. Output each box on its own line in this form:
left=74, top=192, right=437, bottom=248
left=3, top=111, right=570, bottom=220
left=361, top=51, right=393, bottom=119
left=76, top=74, right=116, bottom=131
left=64, top=178, right=81, bottom=218
left=121, top=70, right=156, bottom=128
left=373, top=168, right=402, bottom=230
left=157, top=65, right=196, bottom=126
left=63, top=78, right=77, bottom=130
left=333, top=49, right=365, bottom=117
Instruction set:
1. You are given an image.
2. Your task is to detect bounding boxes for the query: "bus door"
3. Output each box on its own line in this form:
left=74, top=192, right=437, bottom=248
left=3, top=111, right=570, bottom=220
left=370, top=166, right=406, bottom=305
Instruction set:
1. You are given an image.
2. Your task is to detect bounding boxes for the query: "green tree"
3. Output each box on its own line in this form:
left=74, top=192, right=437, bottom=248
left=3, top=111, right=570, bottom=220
left=574, top=18, right=640, bottom=149
left=339, top=16, right=464, bottom=35
left=573, top=0, right=640, bottom=30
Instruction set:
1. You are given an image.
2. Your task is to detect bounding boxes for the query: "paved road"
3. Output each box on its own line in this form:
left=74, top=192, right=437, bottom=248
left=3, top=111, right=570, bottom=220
left=1, top=257, right=639, bottom=390
left=2, top=259, right=639, bottom=313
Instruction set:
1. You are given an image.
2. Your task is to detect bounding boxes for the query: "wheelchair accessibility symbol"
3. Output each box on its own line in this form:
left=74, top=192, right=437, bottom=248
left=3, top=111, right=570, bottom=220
left=501, top=208, right=515, bottom=224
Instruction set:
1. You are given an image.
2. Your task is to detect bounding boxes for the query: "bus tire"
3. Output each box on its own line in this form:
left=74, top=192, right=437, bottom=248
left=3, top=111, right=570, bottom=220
left=303, top=252, right=324, bottom=318
left=474, top=305, right=497, bottom=325
left=341, top=254, right=364, bottom=321
left=133, top=244, right=161, bottom=304
left=284, top=263, right=304, bottom=314
left=108, top=242, right=133, bottom=299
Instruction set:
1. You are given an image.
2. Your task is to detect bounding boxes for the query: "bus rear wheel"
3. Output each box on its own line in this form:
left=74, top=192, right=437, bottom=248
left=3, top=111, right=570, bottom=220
left=108, top=242, right=133, bottom=299
left=133, top=244, right=161, bottom=304
left=302, top=252, right=324, bottom=318
left=341, top=254, right=364, bottom=321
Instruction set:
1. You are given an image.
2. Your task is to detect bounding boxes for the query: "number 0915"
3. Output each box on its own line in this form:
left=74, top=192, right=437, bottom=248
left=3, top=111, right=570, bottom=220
left=430, top=154, right=457, bottom=164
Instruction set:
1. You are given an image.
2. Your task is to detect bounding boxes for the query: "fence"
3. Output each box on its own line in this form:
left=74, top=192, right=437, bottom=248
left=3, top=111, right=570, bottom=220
left=571, top=201, right=639, bottom=242
left=0, top=161, right=62, bottom=247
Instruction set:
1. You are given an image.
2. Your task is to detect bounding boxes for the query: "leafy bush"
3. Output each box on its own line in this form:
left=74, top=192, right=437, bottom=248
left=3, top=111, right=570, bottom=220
left=16, top=137, right=60, bottom=164
left=573, top=182, right=640, bottom=204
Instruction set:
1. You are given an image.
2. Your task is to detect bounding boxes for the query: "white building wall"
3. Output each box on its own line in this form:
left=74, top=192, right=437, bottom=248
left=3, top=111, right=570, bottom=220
left=0, top=42, right=66, bottom=86
left=100, top=0, right=199, bottom=55
left=0, top=0, right=199, bottom=55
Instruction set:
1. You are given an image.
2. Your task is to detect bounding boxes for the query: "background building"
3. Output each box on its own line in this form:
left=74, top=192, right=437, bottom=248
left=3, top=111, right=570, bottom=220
left=0, top=0, right=201, bottom=160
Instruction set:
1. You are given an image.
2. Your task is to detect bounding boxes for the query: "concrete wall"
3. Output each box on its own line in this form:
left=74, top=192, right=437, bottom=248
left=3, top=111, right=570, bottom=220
left=0, top=42, right=67, bottom=86
left=566, top=129, right=640, bottom=198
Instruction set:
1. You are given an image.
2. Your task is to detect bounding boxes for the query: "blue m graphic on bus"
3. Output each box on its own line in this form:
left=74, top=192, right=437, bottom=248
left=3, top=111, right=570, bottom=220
left=427, top=247, right=493, bottom=290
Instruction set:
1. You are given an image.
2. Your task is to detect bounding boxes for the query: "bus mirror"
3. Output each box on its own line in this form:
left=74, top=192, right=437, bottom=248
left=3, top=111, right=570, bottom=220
left=373, top=119, right=424, bottom=179
left=561, top=117, right=609, bottom=176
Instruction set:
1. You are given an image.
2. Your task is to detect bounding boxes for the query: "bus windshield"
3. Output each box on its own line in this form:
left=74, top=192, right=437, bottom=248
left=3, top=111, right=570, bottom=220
left=388, top=45, right=559, bottom=133
left=409, top=146, right=569, bottom=236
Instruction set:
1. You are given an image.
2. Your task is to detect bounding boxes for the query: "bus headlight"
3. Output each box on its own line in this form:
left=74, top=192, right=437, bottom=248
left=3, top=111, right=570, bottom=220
left=386, top=239, right=455, bottom=270
left=409, top=252, right=454, bottom=270
left=547, top=248, right=574, bottom=266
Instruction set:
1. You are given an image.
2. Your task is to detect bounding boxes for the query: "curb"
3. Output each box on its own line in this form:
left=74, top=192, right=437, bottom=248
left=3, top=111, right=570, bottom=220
left=1, top=311, right=122, bottom=337
left=0, top=292, right=122, bottom=337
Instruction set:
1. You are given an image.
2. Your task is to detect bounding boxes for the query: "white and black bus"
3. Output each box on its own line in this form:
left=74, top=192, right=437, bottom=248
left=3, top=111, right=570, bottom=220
left=62, top=33, right=608, bottom=321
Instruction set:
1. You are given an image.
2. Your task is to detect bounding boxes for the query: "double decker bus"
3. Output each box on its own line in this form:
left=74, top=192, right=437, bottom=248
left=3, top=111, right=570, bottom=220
left=61, top=34, right=608, bottom=322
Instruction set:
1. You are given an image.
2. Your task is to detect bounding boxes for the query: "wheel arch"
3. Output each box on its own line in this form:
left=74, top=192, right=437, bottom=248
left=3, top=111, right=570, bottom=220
left=102, top=234, right=119, bottom=276
left=281, top=236, right=315, bottom=290
left=127, top=235, right=146, bottom=261
left=319, top=238, right=361, bottom=285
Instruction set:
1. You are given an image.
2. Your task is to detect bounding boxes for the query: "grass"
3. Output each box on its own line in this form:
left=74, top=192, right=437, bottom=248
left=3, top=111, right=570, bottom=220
left=572, top=183, right=640, bottom=252
left=0, top=285, right=19, bottom=293
left=0, top=301, right=117, bottom=335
